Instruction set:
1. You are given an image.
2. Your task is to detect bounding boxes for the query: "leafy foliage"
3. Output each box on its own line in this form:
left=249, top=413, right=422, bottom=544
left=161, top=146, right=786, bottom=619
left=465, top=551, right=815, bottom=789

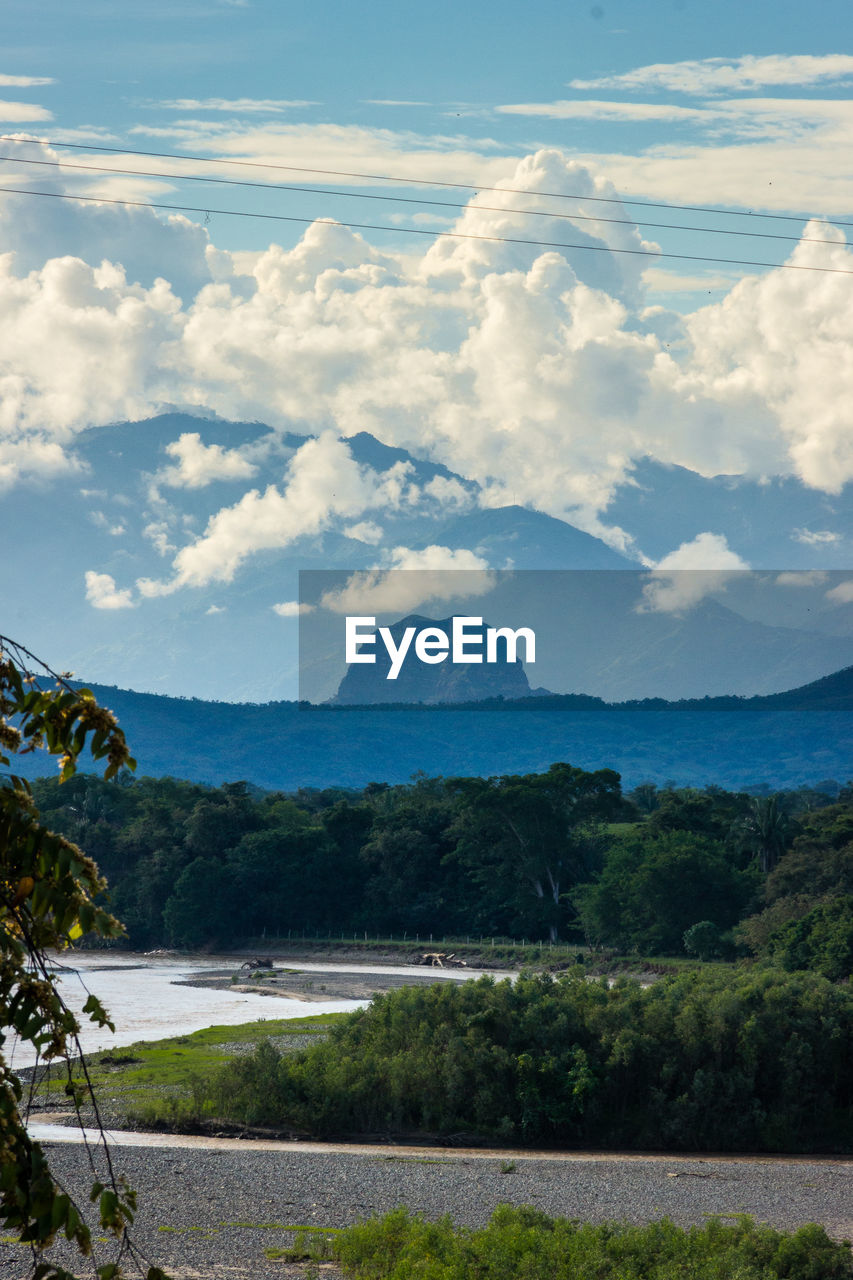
left=0, top=636, right=166, bottom=1280
left=320, top=1206, right=853, bottom=1280
left=737, top=800, right=853, bottom=977
left=574, top=830, right=757, bottom=953
left=766, top=896, right=853, bottom=981
left=204, top=968, right=853, bottom=1152
left=29, top=763, right=853, bottom=972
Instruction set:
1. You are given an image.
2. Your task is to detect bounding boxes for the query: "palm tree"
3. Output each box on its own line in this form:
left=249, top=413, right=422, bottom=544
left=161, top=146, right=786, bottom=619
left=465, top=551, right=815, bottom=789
left=740, top=795, right=790, bottom=873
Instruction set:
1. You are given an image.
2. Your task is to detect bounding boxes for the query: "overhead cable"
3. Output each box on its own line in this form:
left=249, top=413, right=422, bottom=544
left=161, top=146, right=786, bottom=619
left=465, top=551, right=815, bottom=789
left=0, top=152, right=845, bottom=249
left=2, top=133, right=846, bottom=231
left=2, top=184, right=851, bottom=275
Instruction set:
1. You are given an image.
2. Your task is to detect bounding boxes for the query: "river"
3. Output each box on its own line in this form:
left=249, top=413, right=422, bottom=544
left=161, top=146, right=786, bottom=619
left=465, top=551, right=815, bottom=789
left=8, top=951, right=506, bottom=1070
left=6, top=951, right=366, bottom=1070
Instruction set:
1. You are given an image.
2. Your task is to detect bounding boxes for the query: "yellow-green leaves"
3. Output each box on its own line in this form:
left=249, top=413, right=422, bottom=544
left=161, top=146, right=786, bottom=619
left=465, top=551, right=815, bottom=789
left=0, top=637, right=165, bottom=1279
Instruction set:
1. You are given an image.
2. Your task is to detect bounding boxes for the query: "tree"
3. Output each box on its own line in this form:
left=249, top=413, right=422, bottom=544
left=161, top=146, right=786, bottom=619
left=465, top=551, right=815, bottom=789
left=574, top=830, right=757, bottom=954
left=0, top=635, right=167, bottom=1280
left=448, top=764, right=624, bottom=941
left=736, top=795, right=791, bottom=873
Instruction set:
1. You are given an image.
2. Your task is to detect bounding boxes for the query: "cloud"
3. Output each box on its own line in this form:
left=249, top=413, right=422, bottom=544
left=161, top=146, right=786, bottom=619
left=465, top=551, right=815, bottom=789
left=497, top=94, right=853, bottom=149
left=638, top=533, right=750, bottom=613
left=0, top=100, right=52, bottom=122
left=143, top=521, right=177, bottom=555
left=643, top=267, right=739, bottom=296
left=775, top=571, right=828, bottom=587
left=0, top=74, right=55, bottom=87
left=206, top=603, right=226, bottom=614
left=826, top=580, right=853, bottom=605
left=423, top=475, right=474, bottom=510
left=0, top=435, right=81, bottom=489
left=343, top=520, right=384, bottom=544
left=569, top=55, right=853, bottom=95
left=791, top=528, right=842, bottom=546
left=128, top=120, right=519, bottom=190
left=387, top=545, right=491, bottom=571
left=497, top=100, right=709, bottom=122
left=3, top=146, right=853, bottom=550
left=159, top=431, right=258, bottom=487
left=680, top=222, right=853, bottom=493
left=155, top=98, right=319, bottom=112
left=137, top=434, right=419, bottom=594
left=84, top=570, right=135, bottom=610
left=272, top=600, right=314, bottom=616
left=0, top=253, right=186, bottom=452
left=0, top=138, right=215, bottom=297
left=318, top=545, right=494, bottom=616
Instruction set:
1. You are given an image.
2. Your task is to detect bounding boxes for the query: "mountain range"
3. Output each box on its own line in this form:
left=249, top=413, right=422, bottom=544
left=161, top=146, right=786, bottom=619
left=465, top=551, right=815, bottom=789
left=8, top=663, right=853, bottom=794
left=3, top=412, right=852, bottom=705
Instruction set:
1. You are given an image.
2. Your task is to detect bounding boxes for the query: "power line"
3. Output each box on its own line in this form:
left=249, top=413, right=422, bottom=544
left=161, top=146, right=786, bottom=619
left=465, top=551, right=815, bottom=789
left=0, top=152, right=845, bottom=250
left=2, top=184, right=852, bottom=276
left=3, top=133, right=844, bottom=231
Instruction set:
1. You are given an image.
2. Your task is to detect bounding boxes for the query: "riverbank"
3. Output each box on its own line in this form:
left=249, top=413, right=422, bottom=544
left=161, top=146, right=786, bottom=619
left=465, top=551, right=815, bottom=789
left=214, top=937, right=694, bottom=978
left=11, top=1136, right=853, bottom=1280
left=179, top=961, right=505, bottom=1003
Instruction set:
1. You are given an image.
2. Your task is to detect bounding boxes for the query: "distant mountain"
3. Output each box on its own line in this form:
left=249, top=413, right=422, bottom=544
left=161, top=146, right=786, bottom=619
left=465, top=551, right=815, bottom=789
left=759, top=663, right=853, bottom=711
left=4, top=413, right=852, bottom=705
left=434, top=505, right=633, bottom=569
left=8, top=664, right=853, bottom=793
left=607, top=459, right=853, bottom=568
left=0, top=413, right=637, bottom=701
left=313, top=586, right=853, bottom=706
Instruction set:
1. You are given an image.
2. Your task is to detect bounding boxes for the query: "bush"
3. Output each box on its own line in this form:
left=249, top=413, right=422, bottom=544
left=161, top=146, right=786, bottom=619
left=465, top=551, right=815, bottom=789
left=323, top=1207, right=853, bottom=1280
left=204, top=968, right=853, bottom=1152
left=683, top=920, right=723, bottom=960
left=768, top=896, right=853, bottom=981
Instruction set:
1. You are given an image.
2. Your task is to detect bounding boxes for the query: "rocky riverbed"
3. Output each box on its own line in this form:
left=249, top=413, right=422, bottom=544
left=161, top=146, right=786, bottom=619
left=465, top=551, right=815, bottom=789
left=5, top=1136, right=852, bottom=1279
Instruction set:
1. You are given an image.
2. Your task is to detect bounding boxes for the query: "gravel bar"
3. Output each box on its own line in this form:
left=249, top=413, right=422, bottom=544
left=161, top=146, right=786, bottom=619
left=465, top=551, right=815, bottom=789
left=3, top=1141, right=851, bottom=1279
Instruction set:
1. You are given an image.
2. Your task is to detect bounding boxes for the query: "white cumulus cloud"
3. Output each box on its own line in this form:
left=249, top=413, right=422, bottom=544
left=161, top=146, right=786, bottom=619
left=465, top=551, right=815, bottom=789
left=639, top=533, right=750, bottom=613
left=84, top=570, right=135, bottom=610
left=826, top=580, right=853, bottom=605
left=137, top=434, right=419, bottom=595
left=343, top=520, right=384, bottom=544
left=1, top=145, right=852, bottom=576
left=159, top=432, right=258, bottom=488
left=319, top=546, right=494, bottom=616
left=272, top=600, right=314, bottom=616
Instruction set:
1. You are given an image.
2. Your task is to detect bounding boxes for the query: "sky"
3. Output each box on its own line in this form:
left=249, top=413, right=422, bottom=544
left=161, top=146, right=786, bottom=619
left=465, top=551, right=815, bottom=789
left=3, top=1, right=853, bottom=695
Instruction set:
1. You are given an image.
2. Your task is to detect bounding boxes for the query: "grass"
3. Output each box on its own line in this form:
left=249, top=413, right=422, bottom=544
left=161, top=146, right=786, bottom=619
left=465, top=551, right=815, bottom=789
left=33, top=1011, right=347, bottom=1127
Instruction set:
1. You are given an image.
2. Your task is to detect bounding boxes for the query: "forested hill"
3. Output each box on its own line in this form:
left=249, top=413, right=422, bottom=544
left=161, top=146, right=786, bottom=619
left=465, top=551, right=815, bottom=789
left=11, top=666, right=853, bottom=790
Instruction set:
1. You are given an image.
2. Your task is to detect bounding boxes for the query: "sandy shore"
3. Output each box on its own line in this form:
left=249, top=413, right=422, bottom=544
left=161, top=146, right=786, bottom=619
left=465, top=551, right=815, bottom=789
left=179, top=962, right=484, bottom=1002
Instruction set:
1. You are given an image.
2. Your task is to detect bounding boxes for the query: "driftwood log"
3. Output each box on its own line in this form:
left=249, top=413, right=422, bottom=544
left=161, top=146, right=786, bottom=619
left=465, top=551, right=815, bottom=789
left=417, top=951, right=468, bottom=968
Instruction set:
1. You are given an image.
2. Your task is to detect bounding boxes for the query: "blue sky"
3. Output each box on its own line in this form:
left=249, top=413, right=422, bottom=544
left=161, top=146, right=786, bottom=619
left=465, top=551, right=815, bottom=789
left=3, top=2, right=853, bottom=695
left=7, top=0, right=853, bottom=272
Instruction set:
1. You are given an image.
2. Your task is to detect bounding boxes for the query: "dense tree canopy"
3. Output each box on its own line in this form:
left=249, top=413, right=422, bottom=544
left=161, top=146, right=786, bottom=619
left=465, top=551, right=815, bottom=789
left=28, top=759, right=853, bottom=975
left=206, top=968, right=853, bottom=1152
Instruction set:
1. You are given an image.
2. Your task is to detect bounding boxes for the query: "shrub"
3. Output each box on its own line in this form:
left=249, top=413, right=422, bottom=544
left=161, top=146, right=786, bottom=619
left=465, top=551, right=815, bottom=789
left=325, top=1207, right=853, bottom=1280
left=204, top=968, right=853, bottom=1152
